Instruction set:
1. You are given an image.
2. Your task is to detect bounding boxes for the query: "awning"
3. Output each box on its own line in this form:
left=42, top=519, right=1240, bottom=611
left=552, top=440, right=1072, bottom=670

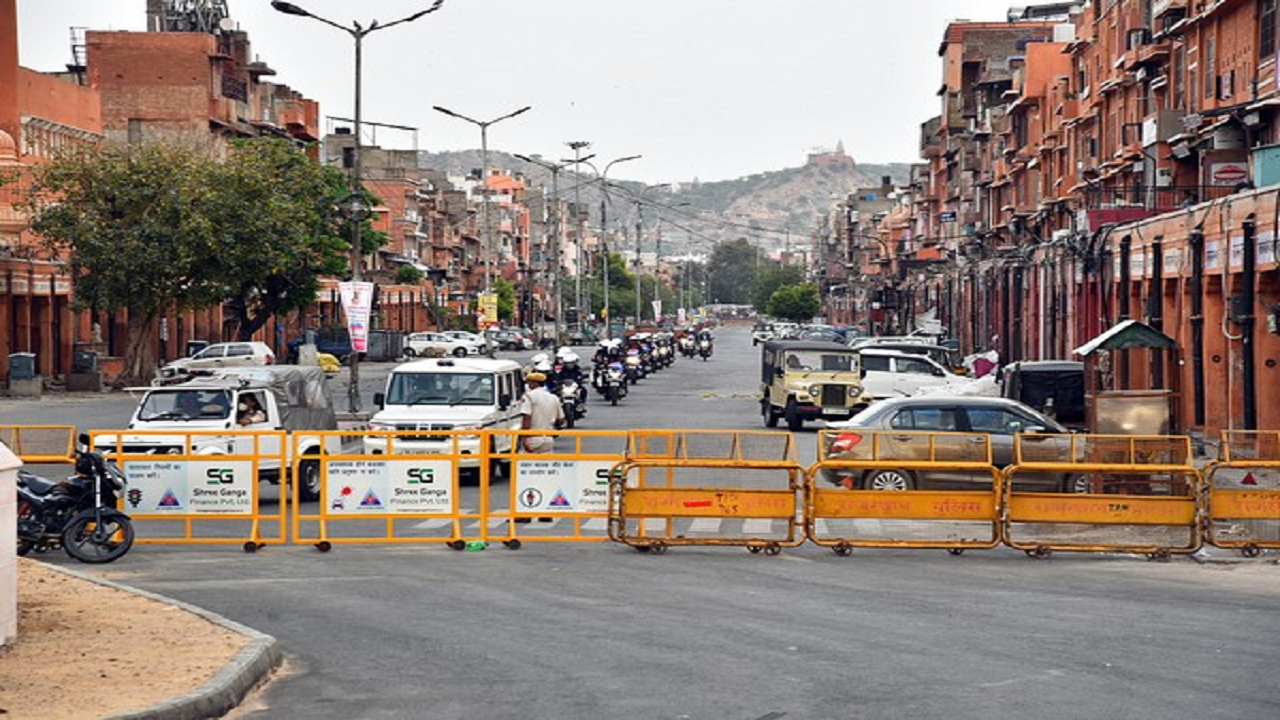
left=1074, top=319, right=1177, bottom=357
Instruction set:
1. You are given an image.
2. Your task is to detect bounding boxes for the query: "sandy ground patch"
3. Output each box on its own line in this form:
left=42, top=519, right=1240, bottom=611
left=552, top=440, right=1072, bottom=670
left=0, top=559, right=248, bottom=719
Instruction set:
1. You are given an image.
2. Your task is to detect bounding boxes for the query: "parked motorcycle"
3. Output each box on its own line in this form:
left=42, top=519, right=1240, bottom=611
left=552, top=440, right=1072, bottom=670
left=17, top=436, right=134, bottom=563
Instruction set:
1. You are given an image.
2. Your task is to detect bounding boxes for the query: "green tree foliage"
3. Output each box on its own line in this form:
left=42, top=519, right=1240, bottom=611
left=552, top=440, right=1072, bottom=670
left=706, top=238, right=758, bottom=304
left=28, top=142, right=228, bottom=381
left=766, top=282, right=820, bottom=323
left=492, top=277, right=517, bottom=322
left=208, top=138, right=384, bottom=341
left=394, top=264, right=424, bottom=285
left=750, top=262, right=804, bottom=313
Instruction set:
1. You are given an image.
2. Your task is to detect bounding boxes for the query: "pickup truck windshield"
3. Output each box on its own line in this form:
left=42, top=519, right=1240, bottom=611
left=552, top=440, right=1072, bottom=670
left=386, top=372, right=494, bottom=406
left=139, top=389, right=233, bottom=421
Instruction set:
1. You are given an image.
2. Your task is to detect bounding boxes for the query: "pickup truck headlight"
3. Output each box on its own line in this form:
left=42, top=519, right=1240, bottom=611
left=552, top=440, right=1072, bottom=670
left=808, top=384, right=821, bottom=398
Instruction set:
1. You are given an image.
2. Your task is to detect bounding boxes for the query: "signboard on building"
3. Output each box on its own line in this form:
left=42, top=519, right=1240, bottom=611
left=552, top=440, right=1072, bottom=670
left=477, top=292, right=499, bottom=329
left=338, top=281, right=374, bottom=353
left=939, top=211, right=957, bottom=222
left=1209, top=162, right=1250, bottom=186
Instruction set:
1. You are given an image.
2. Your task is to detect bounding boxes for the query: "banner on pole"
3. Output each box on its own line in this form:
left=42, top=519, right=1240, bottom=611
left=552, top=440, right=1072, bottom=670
left=338, top=281, right=374, bottom=353
left=478, top=292, right=499, bottom=329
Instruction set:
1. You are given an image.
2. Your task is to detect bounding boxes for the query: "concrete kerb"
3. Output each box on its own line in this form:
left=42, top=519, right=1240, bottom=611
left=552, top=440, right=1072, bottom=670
left=38, top=562, right=281, bottom=720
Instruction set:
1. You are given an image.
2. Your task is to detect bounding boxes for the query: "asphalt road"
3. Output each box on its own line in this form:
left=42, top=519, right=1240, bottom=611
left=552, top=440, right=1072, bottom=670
left=8, top=325, right=1280, bottom=719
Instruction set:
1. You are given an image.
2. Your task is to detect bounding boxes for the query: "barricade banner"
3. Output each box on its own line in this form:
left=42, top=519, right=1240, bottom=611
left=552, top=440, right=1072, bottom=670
left=1203, top=431, right=1280, bottom=557
left=0, top=425, right=76, bottom=464
left=91, top=429, right=287, bottom=551
left=291, top=430, right=470, bottom=551
left=491, top=429, right=630, bottom=548
left=609, top=430, right=803, bottom=555
left=808, top=430, right=1001, bottom=553
left=1004, top=433, right=1201, bottom=559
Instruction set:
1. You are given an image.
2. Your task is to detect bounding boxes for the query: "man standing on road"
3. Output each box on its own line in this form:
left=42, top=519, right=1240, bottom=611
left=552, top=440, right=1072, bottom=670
left=519, top=372, right=564, bottom=453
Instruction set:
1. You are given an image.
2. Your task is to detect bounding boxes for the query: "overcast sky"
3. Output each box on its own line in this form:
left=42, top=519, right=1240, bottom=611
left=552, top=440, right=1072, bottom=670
left=18, top=0, right=1017, bottom=184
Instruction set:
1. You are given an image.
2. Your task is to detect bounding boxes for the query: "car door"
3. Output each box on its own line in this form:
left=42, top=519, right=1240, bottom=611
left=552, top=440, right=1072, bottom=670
left=187, top=344, right=226, bottom=369
left=960, top=406, right=1058, bottom=491
left=882, top=405, right=967, bottom=488
left=859, top=353, right=893, bottom=398
left=893, top=356, right=944, bottom=396
left=224, top=343, right=255, bottom=366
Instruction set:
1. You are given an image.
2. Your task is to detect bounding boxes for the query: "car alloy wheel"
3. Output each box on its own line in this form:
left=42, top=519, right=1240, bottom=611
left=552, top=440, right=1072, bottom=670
left=863, top=469, right=915, bottom=491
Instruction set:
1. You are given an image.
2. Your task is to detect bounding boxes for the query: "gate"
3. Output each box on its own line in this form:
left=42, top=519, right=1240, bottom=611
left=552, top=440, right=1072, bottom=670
left=0, top=425, right=75, bottom=464
left=1003, top=434, right=1201, bottom=559
left=1203, top=431, right=1280, bottom=557
left=609, top=431, right=804, bottom=554
left=807, top=430, right=1002, bottom=554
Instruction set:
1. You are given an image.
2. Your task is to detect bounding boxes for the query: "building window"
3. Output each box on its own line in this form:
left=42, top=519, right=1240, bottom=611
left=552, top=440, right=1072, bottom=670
left=1262, top=0, right=1277, bottom=60
left=1205, top=36, right=1216, bottom=100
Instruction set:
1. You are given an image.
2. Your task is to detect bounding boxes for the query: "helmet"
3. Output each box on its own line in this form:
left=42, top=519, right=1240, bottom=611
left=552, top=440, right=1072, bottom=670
left=533, top=359, right=553, bottom=373
left=555, top=346, right=574, bottom=359
left=531, top=352, right=550, bottom=365
left=561, top=351, right=580, bottom=364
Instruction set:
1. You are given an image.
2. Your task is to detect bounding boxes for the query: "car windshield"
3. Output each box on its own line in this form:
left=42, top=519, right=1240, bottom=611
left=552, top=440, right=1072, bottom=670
left=139, top=389, right=233, bottom=421
left=386, top=372, right=494, bottom=406
left=784, top=351, right=858, bottom=372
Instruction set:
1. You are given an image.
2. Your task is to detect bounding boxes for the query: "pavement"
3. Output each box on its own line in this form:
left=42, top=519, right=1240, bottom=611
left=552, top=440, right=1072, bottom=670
left=28, top=561, right=282, bottom=720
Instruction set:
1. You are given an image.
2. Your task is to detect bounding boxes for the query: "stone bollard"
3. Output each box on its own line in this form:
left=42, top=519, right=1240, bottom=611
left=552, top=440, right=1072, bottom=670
left=0, top=440, right=20, bottom=645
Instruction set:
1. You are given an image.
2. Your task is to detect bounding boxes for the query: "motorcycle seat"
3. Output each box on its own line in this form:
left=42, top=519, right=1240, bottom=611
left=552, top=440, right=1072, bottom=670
left=18, top=471, right=60, bottom=496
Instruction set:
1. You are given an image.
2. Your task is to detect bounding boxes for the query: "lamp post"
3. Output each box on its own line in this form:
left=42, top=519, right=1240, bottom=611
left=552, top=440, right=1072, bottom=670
left=513, top=153, right=594, bottom=345
left=433, top=105, right=532, bottom=294
left=567, top=156, right=641, bottom=337
left=629, top=183, right=669, bottom=324
left=271, top=0, right=445, bottom=413
left=563, top=141, right=592, bottom=335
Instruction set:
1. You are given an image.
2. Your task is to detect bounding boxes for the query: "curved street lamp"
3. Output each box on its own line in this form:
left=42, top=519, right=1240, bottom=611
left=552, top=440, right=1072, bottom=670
left=433, top=105, right=532, bottom=294
left=566, top=155, right=641, bottom=337
left=271, top=0, right=446, bottom=413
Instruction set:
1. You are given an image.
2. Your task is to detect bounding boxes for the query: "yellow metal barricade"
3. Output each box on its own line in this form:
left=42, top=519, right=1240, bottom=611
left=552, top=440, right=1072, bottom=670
left=609, top=430, right=803, bottom=554
left=1004, top=434, right=1201, bottom=559
left=1203, top=431, right=1280, bottom=557
left=0, top=425, right=76, bottom=464
left=487, top=429, right=630, bottom=548
left=808, top=430, right=1001, bottom=554
left=291, top=430, right=475, bottom=551
left=90, top=430, right=287, bottom=551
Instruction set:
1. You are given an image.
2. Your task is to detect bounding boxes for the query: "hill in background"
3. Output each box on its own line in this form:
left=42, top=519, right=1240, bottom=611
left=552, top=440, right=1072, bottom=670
left=418, top=148, right=912, bottom=257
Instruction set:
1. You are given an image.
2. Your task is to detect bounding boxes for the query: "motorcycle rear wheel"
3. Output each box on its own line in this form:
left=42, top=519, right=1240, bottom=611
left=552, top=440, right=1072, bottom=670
left=63, top=511, right=135, bottom=564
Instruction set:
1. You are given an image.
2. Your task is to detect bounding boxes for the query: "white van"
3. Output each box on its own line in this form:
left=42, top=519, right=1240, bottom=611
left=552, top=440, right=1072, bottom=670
left=364, top=357, right=527, bottom=473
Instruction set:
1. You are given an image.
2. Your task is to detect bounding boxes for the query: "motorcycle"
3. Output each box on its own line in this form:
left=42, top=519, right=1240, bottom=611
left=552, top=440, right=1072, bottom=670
left=597, top=362, right=628, bottom=406
left=679, top=336, right=696, bottom=358
left=558, top=379, right=586, bottom=427
left=17, top=436, right=134, bottom=563
left=624, top=350, right=644, bottom=384
left=698, top=338, right=713, bottom=361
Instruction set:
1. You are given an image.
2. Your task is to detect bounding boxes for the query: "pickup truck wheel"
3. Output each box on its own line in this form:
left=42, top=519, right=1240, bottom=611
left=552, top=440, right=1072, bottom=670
left=763, top=400, right=779, bottom=428
left=297, top=459, right=322, bottom=502
left=453, top=347, right=468, bottom=358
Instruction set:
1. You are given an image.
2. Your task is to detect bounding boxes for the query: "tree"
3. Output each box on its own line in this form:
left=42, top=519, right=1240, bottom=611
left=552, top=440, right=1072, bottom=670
left=394, top=264, right=424, bottom=285
left=493, top=277, right=517, bottom=322
left=28, top=142, right=229, bottom=381
left=751, top=263, right=804, bottom=313
left=208, top=138, right=384, bottom=341
left=766, top=282, right=820, bottom=323
left=706, top=238, right=758, bottom=304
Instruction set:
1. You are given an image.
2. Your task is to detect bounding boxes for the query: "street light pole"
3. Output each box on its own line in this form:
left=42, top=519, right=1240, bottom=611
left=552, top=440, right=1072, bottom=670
left=564, top=141, right=591, bottom=335
left=565, top=156, right=641, bottom=338
left=433, top=105, right=532, bottom=294
left=271, top=0, right=445, bottom=414
left=513, top=153, right=593, bottom=345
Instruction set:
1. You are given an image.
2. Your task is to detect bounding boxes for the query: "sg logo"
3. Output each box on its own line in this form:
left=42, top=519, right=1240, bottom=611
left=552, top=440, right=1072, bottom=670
left=407, top=468, right=435, bottom=484
left=206, top=468, right=235, bottom=484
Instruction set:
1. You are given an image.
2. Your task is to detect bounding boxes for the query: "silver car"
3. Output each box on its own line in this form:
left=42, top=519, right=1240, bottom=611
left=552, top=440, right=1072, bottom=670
left=822, top=396, right=1083, bottom=493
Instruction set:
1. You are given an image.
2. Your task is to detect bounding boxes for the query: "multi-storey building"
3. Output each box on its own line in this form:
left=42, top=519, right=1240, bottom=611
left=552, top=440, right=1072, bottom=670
left=844, top=0, right=1280, bottom=437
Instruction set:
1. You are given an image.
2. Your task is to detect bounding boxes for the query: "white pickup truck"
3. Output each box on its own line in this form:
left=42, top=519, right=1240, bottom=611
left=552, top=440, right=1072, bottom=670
left=95, top=366, right=339, bottom=501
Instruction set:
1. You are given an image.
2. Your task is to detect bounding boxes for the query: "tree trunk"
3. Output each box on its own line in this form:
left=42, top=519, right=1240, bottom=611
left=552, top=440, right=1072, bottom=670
left=123, top=309, right=157, bottom=385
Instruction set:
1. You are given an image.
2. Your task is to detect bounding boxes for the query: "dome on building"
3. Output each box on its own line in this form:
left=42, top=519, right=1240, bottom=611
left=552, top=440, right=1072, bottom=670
left=0, top=129, right=16, bottom=163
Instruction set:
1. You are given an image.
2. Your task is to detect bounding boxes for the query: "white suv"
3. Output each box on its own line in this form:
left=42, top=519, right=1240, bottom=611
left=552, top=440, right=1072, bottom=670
left=858, top=349, right=969, bottom=400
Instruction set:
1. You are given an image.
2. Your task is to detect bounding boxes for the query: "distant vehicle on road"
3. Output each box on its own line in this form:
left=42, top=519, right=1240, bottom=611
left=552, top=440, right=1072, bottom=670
left=403, top=332, right=471, bottom=358
left=154, top=341, right=275, bottom=385
left=857, top=349, right=969, bottom=400
left=287, top=327, right=355, bottom=364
